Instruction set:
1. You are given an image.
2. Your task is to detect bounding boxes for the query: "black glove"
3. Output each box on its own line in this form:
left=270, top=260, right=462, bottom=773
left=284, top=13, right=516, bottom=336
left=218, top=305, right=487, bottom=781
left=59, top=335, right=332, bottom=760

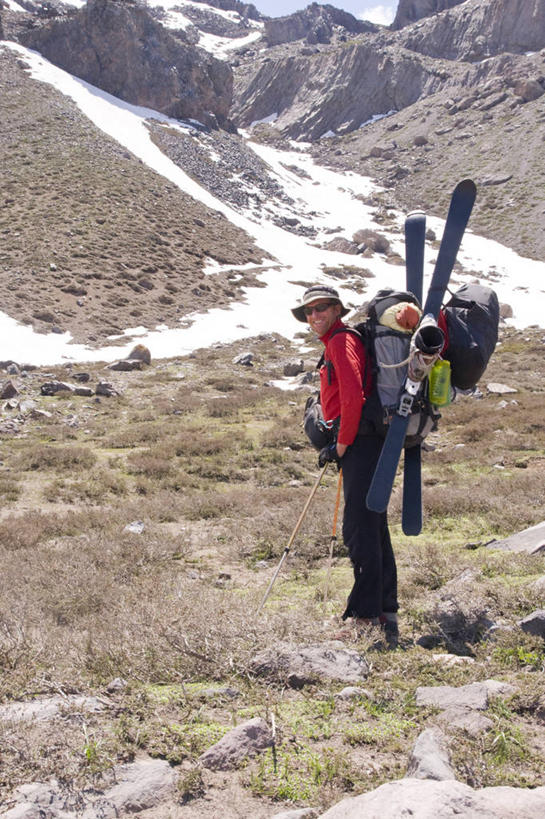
left=318, top=443, right=340, bottom=468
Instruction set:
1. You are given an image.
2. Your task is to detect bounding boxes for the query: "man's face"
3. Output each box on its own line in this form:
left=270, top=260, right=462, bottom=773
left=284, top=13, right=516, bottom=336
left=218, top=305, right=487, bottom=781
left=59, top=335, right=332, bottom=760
left=304, top=299, right=341, bottom=336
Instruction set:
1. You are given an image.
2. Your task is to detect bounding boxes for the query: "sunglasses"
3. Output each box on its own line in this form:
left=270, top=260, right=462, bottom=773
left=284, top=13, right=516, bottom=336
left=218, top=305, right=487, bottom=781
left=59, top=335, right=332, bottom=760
left=303, top=302, right=336, bottom=316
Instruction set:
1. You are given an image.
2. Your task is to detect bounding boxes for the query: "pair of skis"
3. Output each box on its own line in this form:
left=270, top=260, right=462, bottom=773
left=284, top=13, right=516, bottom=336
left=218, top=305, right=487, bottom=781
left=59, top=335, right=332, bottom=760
left=366, top=179, right=477, bottom=535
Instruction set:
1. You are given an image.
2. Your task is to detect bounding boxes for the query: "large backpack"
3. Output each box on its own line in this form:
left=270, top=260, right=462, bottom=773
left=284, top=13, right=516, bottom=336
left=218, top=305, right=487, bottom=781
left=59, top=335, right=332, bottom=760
left=319, top=289, right=440, bottom=448
left=442, top=283, right=499, bottom=390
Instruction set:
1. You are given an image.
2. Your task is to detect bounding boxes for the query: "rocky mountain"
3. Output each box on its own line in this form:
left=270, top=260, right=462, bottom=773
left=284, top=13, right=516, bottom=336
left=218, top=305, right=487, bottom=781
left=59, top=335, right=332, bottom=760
left=262, top=3, right=377, bottom=46
left=232, top=0, right=545, bottom=136
left=230, top=0, right=545, bottom=258
left=15, top=0, right=234, bottom=129
left=392, top=0, right=468, bottom=30
left=0, top=0, right=544, bottom=347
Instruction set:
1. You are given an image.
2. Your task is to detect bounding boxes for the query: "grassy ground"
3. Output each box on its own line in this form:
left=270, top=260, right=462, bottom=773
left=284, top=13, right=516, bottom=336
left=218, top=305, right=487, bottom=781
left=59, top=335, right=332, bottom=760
left=0, top=325, right=544, bottom=814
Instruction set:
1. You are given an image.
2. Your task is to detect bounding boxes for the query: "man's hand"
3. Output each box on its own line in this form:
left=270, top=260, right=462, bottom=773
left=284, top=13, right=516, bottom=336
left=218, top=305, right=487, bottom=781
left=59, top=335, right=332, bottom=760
left=336, top=442, right=347, bottom=459
left=318, top=443, right=340, bottom=468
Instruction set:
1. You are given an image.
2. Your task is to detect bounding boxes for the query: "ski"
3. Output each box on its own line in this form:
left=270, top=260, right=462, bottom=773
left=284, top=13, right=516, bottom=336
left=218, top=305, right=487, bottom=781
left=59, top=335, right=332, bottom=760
left=402, top=210, right=426, bottom=535
left=404, top=210, right=426, bottom=302
left=423, top=180, right=477, bottom=316
left=403, top=445, right=422, bottom=535
left=366, top=180, right=477, bottom=515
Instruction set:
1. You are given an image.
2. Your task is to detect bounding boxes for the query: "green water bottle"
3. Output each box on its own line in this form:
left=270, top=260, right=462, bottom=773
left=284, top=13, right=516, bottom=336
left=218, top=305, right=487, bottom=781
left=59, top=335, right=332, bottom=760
left=429, top=359, right=451, bottom=406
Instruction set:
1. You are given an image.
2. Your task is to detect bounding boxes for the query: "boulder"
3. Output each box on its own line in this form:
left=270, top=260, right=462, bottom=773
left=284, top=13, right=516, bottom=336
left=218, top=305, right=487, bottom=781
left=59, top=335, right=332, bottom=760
left=324, top=237, right=359, bottom=254
left=487, top=521, right=545, bottom=555
left=487, top=382, right=518, bottom=394
left=352, top=229, right=390, bottom=254
left=518, top=609, right=545, bottom=639
left=0, top=695, right=104, bottom=724
left=233, top=352, right=253, bottom=366
left=405, top=728, right=455, bottom=781
left=318, top=778, right=545, bottom=818
left=250, top=643, right=369, bottom=687
left=436, top=706, right=494, bottom=737
left=127, top=343, right=151, bottom=364
left=107, top=359, right=143, bottom=371
left=513, top=79, right=544, bottom=102
left=0, top=380, right=19, bottom=399
left=198, top=717, right=272, bottom=770
left=283, top=359, right=304, bottom=376
left=40, top=381, right=74, bottom=396
left=3, top=759, right=176, bottom=818
left=415, top=682, right=489, bottom=711
left=95, top=381, right=120, bottom=397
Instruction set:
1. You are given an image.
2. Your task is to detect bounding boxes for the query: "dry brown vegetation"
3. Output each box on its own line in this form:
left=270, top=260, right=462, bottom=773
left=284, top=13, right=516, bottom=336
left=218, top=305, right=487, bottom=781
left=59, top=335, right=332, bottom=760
left=0, top=47, right=266, bottom=346
left=0, top=325, right=544, bottom=813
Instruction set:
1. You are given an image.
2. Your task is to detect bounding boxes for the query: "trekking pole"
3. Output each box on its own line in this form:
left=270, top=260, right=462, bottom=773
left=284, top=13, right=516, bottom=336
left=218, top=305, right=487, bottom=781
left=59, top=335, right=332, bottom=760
left=257, top=462, right=329, bottom=614
left=323, top=468, right=343, bottom=607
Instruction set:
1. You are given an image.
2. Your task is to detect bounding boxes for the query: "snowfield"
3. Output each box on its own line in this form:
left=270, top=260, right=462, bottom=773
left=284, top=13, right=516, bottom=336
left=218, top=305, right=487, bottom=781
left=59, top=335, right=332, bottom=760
left=1, top=41, right=544, bottom=366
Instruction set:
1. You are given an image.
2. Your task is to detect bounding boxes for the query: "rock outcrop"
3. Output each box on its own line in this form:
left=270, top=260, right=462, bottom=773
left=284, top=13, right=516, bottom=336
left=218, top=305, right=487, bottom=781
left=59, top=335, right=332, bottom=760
left=318, top=779, right=545, bottom=818
left=264, top=3, right=377, bottom=47
left=18, top=0, right=234, bottom=130
left=392, top=0, right=469, bottom=30
left=234, top=41, right=461, bottom=139
left=233, top=0, right=545, bottom=140
left=398, top=0, right=545, bottom=60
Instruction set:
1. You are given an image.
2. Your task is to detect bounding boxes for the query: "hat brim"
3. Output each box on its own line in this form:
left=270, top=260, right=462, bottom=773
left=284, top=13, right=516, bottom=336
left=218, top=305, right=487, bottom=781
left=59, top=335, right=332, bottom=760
left=291, top=303, right=350, bottom=323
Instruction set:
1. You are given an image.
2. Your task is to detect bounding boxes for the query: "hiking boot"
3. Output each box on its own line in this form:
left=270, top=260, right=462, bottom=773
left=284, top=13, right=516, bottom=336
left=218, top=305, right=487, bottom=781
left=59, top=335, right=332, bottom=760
left=379, top=614, right=399, bottom=649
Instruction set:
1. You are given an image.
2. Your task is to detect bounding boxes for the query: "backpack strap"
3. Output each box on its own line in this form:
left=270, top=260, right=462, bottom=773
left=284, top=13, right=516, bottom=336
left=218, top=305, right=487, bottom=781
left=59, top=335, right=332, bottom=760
left=320, top=326, right=370, bottom=388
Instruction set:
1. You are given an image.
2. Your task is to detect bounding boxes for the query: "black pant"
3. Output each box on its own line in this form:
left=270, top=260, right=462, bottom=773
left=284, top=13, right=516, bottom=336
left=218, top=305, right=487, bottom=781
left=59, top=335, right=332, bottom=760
left=340, top=435, right=398, bottom=620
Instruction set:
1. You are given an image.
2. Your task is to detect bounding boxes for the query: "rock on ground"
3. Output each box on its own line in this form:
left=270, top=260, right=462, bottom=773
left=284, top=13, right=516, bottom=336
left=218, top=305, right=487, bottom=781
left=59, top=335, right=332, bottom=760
left=406, top=728, right=455, bottom=781
left=488, top=521, right=545, bottom=555
left=250, top=644, right=370, bottom=687
left=318, top=778, right=545, bottom=818
left=0, top=695, right=105, bottom=724
left=518, top=609, right=545, bottom=638
left=198, top=717, right=272, bottom=770
left=2, top=759, right=176, bottom=819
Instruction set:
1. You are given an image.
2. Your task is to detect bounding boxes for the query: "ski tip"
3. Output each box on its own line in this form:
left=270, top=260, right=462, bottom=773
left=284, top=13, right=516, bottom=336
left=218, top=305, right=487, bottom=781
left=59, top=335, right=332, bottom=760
left=406, top=210, right=426, bottom=219
left=455, top=178, right=477, bottom=195
left=402, top=522, right=422, bottom=536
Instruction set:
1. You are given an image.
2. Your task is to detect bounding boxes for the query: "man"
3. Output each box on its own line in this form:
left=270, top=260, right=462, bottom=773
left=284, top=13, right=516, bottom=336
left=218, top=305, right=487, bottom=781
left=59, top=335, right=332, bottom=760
left=291, top=284, right=399, bottom=646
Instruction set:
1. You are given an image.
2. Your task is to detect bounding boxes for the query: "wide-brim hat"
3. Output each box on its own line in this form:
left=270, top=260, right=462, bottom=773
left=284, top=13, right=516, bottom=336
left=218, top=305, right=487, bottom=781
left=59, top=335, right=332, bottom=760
left=291, top=285, right=350, bottom=323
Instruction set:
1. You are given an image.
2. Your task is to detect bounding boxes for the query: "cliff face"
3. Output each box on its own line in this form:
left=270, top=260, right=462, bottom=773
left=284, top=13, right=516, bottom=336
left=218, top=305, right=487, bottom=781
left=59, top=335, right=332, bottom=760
left=233, top=42, right=460, bottom=139
left=233, top=0, right=545, bottom=140
left=398, top=0, right=545, bottom=60
left=18, top=0, right=234, bottom=130
left=392, top=0, right=469, bottom=30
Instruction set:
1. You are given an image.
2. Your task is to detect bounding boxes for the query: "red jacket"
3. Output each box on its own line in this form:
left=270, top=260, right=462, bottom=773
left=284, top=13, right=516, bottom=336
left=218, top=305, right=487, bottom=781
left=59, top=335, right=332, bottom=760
left=319, top=319, right=368, bottom=447
left=319, top=313, right=449, bottom=448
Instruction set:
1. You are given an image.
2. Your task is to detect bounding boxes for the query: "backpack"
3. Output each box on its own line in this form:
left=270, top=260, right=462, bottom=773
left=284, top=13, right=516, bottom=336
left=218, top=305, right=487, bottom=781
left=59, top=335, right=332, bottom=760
left=303, top=393, right=338, bottom=451
left=317, top=289, right=440, bottom=448
left=442, top=283, right=499, bottom=390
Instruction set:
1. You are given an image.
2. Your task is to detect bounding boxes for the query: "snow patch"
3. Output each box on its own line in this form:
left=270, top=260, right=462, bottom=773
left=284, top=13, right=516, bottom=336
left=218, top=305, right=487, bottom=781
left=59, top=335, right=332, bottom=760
left=359, top=110, right=397, bottom=128
left=0, top=42, right=543, bottom=366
